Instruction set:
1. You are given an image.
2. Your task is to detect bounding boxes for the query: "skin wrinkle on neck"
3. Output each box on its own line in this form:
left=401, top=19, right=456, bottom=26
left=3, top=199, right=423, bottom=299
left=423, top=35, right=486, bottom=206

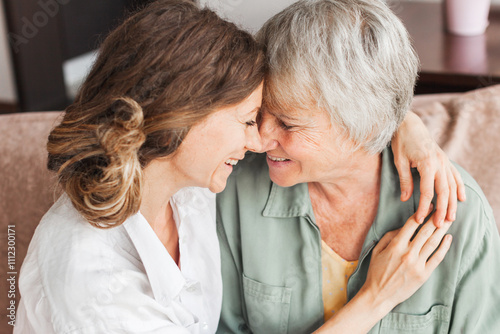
left=308, top=152, right=382, bottom=261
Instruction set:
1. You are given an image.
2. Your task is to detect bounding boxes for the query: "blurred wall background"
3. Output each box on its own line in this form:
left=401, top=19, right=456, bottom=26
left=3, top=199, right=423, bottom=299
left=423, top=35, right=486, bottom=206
left=1, top=0, right=499, bottom=109
left=200, top=0, right=500, bottom=32
left=0, top=1, right=16, bottom=104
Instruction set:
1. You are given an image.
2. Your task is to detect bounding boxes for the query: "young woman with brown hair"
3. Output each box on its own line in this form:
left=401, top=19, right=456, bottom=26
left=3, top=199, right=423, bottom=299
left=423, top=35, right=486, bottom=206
left=16, top=1, right=264, bottom=332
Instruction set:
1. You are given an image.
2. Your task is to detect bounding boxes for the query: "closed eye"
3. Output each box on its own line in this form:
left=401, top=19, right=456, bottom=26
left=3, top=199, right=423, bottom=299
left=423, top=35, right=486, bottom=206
left=279, top=119, right=294, bottom=130
left=246, top=120, right=257, bottom=127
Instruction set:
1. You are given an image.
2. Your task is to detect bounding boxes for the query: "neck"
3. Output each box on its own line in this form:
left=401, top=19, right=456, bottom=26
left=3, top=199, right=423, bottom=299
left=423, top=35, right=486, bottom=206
left=308, top=152, right=382, bottom=260
left=309, top=152, right=382, bottom=202
left=140, top=158, right=182, bottom=226
left=139, top=157, right=185, bottom=266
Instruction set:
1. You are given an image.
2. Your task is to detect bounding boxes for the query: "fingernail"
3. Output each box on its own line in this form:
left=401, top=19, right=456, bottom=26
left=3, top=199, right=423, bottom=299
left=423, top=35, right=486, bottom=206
left=401, top=191, right=408, bottom=200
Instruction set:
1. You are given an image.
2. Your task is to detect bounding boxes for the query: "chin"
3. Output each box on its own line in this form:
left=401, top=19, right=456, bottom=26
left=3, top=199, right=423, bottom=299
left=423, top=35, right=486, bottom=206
left=208, top=181, right=227, bottom=194
left=269, top=174, right=299, bottom=188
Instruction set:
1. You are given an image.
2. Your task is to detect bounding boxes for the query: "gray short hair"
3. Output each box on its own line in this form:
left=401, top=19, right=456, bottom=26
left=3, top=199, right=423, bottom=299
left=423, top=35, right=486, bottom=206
left=257, top=0, right=419, bottom=153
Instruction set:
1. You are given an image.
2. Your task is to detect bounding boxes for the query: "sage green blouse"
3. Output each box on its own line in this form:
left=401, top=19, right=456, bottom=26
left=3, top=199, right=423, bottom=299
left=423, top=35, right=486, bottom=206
left=216, top=149, right=500, bottom=333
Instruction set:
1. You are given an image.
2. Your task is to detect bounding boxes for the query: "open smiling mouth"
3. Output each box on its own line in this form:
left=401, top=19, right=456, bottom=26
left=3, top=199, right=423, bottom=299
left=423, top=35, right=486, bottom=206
left=267, top=155, right=291, bottom=162
left=225, top=159, right=239, bottom=166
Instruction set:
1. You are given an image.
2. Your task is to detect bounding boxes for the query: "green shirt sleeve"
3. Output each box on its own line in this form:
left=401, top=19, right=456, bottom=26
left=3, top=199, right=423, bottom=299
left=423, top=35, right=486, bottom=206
left=448, top=203, right=500, bottom=333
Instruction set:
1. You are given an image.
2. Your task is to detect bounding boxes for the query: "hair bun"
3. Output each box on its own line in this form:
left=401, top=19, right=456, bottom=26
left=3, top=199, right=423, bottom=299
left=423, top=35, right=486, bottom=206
left=98, top=97, right=146, bottom=161
left=62, top=97, right=146, bottom=228
left=110, top=97, right=144, bottom=130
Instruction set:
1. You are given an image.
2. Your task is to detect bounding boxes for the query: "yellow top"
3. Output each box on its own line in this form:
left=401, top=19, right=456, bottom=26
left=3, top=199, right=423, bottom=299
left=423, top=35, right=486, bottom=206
left=321, top=240, right=359, bottom=322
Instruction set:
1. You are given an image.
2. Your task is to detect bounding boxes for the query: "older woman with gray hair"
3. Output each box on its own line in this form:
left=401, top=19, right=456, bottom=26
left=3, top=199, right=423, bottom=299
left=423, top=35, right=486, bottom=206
left=217, top=0, right=500, bottom=333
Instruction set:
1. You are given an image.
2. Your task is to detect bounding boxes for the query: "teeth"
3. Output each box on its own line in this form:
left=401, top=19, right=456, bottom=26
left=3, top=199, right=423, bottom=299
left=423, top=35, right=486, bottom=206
left=268, top=155, right=289, bottom=162
left=225, top=159, right=238, bottom=166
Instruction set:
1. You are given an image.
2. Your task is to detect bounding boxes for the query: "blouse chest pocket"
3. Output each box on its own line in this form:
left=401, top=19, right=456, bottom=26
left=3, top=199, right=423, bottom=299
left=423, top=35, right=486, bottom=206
left=377, top=304, right=450, bottom=334
left=242, top=274, right=292, bottom=334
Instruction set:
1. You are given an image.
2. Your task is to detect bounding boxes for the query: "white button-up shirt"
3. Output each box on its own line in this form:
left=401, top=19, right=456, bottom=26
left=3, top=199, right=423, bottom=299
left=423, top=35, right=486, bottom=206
left=15, top=187, right=221, bottom=334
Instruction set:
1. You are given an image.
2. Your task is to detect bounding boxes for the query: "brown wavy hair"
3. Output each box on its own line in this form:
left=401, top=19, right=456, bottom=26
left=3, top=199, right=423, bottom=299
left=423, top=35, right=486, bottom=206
left=47, top=0, right=266, bottom=228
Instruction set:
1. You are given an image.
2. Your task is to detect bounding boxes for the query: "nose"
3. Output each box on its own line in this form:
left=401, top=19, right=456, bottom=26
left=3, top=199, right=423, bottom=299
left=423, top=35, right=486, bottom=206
left=258, top=112, right=279, bottom=152
left=245, top=124, right=263, bottom=153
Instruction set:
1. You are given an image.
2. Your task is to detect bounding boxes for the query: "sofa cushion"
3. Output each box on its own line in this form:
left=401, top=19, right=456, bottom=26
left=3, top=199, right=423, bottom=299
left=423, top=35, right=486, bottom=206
left=0, top=111, right=62, bottom=332
left=412, top=85, right=500, bottom=232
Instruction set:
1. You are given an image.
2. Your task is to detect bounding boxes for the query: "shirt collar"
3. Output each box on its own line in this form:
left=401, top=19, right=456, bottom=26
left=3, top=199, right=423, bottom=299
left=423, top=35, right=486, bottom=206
left=123, top=212, right=185, bottom=306
left=368, top=148, right=415, bottom=241
left=123, top=187, right=217, bottom=307
left=263, top=181, right=314, bottom=218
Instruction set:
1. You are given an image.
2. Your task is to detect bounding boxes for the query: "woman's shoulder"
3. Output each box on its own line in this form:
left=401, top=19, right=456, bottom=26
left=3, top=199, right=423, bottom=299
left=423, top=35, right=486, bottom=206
left=18, top=195, right=151, bottom=332
left=20, top=194, right=142, bottom=293
left=30, top=194, right=132, bottom=257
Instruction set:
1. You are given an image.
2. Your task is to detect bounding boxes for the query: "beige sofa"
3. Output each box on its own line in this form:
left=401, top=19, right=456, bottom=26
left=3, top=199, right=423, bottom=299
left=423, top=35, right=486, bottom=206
left=0, top=111, right=62, bottom=332
left=411, top=85, right=500, bottom=229
left=1, top=85, right=499, bottom=333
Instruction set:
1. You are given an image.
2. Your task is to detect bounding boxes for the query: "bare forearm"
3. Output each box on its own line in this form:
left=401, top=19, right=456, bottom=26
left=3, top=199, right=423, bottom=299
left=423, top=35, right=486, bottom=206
left=313, top=287, right=392, bottom=334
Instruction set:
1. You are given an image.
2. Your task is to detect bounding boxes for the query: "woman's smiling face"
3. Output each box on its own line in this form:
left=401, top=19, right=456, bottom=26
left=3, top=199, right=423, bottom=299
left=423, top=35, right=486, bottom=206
left=259, top=106, right=363, bottom=187
left=169, top=84, right=263, bottom=193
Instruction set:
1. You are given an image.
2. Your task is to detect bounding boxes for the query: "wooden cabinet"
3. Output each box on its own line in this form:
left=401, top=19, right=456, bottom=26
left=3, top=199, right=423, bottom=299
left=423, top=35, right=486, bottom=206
left=395, top=2, right=500, bottom=94
left=3, top=0, right=151, bottom=111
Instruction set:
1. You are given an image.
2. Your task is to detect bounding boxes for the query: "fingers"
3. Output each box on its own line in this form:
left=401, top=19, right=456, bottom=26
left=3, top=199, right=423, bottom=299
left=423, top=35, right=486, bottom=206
left=408, top=213, right=438, bottom=251
left=432, top=168, right=449, bottom=228
left=451, top=164, right=466, bottom=202
left=365, top=206, right=451, bottom=309
left=416, top=159, right=461, bottom=227
left=395, top=156, right=414, bottom=202
left=424, top=234, right=453, bottom=272
left=446, top=167, right=458, bottom=222
left=372, top=230, right=398, bottom=255
left=415, top=169, right=435, bottom=224
left=387, top=204, right=451, bottom=263
left=394, top=204, right=434, bottom=244
left=419, top=220, right=452, bottom=260
left=401, top=140, right=464, bottom=227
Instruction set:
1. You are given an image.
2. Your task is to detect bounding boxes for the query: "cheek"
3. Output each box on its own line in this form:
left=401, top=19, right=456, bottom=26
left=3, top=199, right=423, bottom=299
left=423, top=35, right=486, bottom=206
left=209, top=128, right=240, bottom=153
left=287, top=130, right=324, bottom=156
